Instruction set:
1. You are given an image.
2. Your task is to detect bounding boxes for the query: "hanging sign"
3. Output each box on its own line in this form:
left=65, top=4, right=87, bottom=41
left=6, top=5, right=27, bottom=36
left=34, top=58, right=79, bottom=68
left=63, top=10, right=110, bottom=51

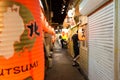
left=78, top=27, right=85, bottom=41
left=0, top=0, right=44, bottom=80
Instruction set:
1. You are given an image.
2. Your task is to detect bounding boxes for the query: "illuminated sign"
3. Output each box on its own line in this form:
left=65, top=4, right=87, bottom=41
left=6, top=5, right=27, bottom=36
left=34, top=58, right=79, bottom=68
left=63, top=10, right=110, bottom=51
left=0, top=0, right=44, bottom=80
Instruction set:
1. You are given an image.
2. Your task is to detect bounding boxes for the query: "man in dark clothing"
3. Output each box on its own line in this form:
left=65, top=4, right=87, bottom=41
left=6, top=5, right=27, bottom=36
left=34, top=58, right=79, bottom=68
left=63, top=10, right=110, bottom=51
left=72, top=31, right=80, bottom=66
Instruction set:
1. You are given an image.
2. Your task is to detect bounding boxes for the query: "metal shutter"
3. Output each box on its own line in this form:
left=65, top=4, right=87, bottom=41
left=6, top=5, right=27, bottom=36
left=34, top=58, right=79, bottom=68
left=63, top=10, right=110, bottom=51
left=88, top=2, right=114, bottom=80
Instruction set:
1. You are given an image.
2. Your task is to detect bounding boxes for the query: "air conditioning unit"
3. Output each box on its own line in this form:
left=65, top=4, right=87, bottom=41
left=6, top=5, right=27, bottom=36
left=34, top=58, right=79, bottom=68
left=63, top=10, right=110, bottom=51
left=79, top=0, right=109, bottom=15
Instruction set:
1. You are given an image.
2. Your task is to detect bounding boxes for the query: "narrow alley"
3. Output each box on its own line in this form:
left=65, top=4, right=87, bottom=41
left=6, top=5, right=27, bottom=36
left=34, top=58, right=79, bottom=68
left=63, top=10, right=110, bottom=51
left=45, top=42, right=85, bottom=80
left=0, top=0, right=120, bottom=80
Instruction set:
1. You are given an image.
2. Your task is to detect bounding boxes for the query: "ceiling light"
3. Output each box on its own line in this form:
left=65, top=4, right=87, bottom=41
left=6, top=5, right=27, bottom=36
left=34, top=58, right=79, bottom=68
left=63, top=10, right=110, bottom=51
left=62, top=9, right=64, bottom=11
left=63, top=5, right=65, bottom=8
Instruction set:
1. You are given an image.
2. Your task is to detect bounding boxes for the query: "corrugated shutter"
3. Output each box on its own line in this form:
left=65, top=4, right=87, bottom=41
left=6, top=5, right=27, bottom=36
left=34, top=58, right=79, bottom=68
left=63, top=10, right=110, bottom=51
left=88, top=2, right=114, bottom=80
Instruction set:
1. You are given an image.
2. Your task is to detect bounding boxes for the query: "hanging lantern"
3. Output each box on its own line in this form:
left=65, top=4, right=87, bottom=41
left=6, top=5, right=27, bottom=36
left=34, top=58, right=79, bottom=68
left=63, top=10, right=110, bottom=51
left=78, top=27, right=85, bottom=41
left=0, top=0, right=44, bottom=80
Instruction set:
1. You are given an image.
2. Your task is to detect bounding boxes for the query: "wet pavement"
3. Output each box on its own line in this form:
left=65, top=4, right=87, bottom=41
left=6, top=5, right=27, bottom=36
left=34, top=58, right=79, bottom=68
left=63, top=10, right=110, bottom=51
left=45, top=42, right=85, bottom=80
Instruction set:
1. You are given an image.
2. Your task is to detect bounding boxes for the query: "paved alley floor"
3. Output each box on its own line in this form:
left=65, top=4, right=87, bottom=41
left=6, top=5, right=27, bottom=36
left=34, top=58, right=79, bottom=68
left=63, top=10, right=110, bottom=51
left=45, top=42, right=85, bottom=80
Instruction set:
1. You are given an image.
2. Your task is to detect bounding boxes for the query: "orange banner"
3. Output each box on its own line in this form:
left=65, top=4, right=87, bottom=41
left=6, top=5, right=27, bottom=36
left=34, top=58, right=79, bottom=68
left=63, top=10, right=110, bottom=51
left=0, top=0, right=44, bottom=80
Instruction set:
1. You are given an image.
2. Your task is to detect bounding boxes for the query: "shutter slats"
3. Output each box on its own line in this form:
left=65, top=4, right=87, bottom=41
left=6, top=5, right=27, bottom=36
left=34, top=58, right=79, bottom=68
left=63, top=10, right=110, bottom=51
left=88, top=2, right=114, bottom=80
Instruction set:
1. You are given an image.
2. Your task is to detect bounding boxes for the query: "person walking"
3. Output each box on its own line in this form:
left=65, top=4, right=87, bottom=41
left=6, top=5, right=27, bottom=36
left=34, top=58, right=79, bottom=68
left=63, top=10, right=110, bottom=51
left=72, top=30, right=80, bottom=66
left=61, top=31, right=68, bottom=48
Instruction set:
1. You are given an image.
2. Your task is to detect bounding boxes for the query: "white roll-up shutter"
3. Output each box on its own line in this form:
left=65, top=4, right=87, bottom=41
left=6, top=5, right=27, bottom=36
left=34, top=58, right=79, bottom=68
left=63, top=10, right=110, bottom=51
left=88, top=2, right=114, bottom=80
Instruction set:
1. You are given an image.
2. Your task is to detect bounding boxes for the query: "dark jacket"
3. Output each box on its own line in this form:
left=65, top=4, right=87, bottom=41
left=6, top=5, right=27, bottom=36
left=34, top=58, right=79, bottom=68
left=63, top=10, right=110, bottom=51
left=72, top=33, right=79, bottom=47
